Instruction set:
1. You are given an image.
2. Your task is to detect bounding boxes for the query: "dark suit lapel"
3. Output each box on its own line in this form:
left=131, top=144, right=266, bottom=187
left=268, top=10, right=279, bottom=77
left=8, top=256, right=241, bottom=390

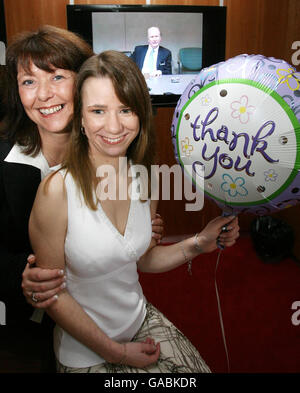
left=157, top=47, right=165, bottom=68
left=140, top=46, right=148, bottom=68
left=3, top=162, right=41, bottom=232
left=157, top=47, right=162, bottom=67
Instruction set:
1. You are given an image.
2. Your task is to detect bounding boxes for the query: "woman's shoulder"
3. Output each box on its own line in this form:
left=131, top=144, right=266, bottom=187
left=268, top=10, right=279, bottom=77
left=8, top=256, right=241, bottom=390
left=32, top=171, right=67, bottom=225
left=30, top=171, right=68, bottom=244
left=38, top=170, right=66, bottom=201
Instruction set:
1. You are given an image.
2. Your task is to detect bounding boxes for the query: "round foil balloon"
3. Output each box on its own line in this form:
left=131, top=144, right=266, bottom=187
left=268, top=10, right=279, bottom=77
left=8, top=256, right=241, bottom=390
left=171, top=54, right=300, bottom=214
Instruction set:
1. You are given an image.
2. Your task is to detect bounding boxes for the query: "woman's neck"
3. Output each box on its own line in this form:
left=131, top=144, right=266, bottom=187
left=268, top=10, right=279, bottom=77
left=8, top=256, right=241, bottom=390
left=91, top=154, right=129, bottom=175
left=92, top=154, right=132, bottom=203
left=40, top=131, right=70, bottom=167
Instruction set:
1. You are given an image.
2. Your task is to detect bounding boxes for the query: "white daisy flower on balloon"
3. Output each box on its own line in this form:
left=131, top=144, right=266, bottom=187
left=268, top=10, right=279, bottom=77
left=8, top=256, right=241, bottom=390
left=201, top=94, right=212, bottom=106
left=181, top=137, right=194, bottom=156
left=264, top=169, right=278, bottom=182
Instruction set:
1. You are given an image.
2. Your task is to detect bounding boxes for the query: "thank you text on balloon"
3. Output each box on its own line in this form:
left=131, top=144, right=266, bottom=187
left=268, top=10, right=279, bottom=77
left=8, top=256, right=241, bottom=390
left=191, top=107, right=279, bottom=179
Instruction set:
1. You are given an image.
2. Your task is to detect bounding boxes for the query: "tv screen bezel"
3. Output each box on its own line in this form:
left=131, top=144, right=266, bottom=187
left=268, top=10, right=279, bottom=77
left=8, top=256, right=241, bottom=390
left=0, top=0, right=7, bottom=45
left=67, top=4, right=227, bottom=108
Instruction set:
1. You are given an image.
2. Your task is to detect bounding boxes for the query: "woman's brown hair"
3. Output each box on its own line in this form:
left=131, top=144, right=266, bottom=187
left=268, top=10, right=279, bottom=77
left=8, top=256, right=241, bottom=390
left=0, top=25, right=93, bottom=154
left=62, top=50, right=156, bottom=209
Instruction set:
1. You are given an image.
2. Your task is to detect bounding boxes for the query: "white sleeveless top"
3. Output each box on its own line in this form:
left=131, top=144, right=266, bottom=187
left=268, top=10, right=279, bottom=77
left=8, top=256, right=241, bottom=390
left=54, top=167, right=152, bottom=367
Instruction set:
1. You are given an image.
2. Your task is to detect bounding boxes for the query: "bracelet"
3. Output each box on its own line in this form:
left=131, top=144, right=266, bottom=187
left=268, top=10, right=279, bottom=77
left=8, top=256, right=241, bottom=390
left=118, top=343, right=127, bottom=364
left=194, top=233, right=203, bottom=252
left=179, top=242, right=192, bottom=276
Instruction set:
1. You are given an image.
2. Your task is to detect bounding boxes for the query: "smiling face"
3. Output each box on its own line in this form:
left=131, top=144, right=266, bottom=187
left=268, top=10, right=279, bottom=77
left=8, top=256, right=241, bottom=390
left=81, top=76, right=140, bottom=163
left=148, top=27, right=161, bottom=50
left=17, top=61, right=76, bottom=136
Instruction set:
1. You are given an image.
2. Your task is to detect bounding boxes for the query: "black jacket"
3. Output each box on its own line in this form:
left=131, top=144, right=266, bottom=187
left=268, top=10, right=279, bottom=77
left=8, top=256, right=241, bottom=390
left=0, top=140, right=41, bottom=323
left=0, top=140, right=55, bottom=372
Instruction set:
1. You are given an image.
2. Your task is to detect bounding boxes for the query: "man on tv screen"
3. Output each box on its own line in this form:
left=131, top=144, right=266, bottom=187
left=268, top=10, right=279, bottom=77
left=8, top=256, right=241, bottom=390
left=131, top=26, right=172, bottom=77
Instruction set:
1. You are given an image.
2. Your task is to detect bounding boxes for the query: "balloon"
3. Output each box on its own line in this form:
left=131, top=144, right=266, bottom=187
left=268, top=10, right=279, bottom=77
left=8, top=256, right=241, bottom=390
left=171, top=54, right=300, bottom=215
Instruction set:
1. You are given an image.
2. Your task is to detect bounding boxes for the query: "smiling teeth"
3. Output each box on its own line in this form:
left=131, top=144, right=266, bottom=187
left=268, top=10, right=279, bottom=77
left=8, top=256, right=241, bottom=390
left=103, top=136, right=124, bottom=143
left=39, top=105, right=63, bottom=115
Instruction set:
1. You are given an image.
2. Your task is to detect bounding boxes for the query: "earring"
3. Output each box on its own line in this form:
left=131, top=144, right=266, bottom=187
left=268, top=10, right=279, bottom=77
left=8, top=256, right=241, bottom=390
left=80, top=126, right=86, bottom=135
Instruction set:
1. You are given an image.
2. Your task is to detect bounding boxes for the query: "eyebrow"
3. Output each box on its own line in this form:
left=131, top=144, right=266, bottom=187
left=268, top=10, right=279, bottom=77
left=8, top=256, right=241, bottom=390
left=17, top=67, right=70, bottom=76
left=17, top=70, right=33, bottom=77
left=87, top=104, right=129, bottom=109
left=17, top=74, right=33, bottom=82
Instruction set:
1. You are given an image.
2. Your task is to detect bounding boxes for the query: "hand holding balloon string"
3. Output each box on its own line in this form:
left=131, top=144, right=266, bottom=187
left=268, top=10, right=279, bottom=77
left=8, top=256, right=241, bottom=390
left=217, top=211, right=238, bottom=250
left=193, top=215, right=239, bottom=254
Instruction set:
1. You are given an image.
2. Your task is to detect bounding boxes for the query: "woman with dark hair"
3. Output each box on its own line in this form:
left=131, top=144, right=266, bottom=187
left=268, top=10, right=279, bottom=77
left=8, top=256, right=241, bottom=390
left=29, top=51, right=239, bottom=373
left=0, top=26, right=163, bottom=372
left=0, top=65, right=8, bottom=121
left=0, top=24, right=94, bottom=372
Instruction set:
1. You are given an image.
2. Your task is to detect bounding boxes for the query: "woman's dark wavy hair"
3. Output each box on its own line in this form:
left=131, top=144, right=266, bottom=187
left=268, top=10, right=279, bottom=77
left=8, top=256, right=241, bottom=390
left=0, top=65, right=8, bottom=122
left=0, top=25, right=93, bottom=155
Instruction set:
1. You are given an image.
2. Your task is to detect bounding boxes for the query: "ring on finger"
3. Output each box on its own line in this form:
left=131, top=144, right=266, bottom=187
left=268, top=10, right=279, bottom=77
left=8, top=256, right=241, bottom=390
left=31, top=292, right=38, bottom=303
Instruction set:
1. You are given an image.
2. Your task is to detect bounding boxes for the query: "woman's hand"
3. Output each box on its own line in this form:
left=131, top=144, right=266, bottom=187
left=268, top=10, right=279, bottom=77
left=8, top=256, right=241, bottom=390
left=196, top=215, right=240, bottom=254
left=151, top=213, right=164, bottom=244
left=22, top=254, right=66, bottom=308
left=117, top=338, right=160, bottom=368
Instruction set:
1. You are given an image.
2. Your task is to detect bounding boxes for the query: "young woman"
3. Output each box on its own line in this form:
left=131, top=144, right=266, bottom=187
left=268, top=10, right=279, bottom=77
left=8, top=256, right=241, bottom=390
left=0, top=26, right=162, bottom=372
left=29, top=51, right=239, bottom=373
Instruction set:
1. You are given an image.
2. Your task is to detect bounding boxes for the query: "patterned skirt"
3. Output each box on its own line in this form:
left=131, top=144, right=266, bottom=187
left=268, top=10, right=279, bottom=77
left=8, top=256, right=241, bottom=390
left=56, top=302, right=211, bottom=373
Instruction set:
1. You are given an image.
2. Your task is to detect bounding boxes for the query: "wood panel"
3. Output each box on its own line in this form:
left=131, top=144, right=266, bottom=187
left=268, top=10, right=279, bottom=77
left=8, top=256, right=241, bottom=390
left=4, top=0, right=69, bottom=43
left=224, top=0, right=263, bottom=59
left=260, top=0, right=300, bottom=68
left=224, top=0, right=300, bottom=69
left=259, top=0, right=288, bottom=60
left=282, top=0, right=300, bottom=70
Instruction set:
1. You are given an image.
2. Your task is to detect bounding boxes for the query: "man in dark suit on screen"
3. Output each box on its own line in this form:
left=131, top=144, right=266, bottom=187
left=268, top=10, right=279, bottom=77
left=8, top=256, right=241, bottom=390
left=131, top=26, right=172, bottom=77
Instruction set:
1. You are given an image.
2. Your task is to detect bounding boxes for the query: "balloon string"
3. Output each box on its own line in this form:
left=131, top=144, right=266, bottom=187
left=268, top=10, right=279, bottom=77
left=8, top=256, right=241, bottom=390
left=215, top=249, right=230, bottom=373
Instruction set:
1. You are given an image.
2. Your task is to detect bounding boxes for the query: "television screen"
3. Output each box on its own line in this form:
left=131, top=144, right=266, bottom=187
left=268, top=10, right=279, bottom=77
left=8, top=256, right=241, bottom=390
left=67, top=4, right=226, bottom=107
